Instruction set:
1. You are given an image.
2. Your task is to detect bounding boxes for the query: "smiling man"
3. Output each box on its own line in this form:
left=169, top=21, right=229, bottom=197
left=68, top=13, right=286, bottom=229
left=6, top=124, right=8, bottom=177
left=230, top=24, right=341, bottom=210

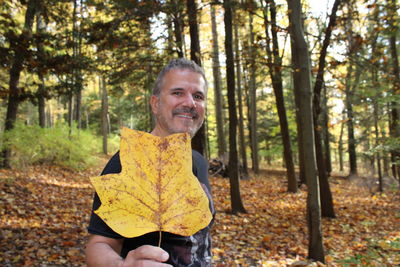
left=85, top=58, right=214, bottom=267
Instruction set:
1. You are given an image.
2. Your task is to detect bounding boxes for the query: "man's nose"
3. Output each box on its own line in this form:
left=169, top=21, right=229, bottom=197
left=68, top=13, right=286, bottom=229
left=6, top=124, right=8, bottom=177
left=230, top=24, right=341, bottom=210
left=182, top=94, right=196, bottom=108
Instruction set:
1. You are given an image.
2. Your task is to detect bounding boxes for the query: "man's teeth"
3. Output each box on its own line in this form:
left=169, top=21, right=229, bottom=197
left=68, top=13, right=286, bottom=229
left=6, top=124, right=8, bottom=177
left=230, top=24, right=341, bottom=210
left=177, top=114, right=193, bottom=119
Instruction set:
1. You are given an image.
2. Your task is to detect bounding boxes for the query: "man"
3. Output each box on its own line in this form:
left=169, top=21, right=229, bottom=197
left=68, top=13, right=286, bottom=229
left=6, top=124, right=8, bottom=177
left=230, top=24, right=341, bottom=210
left=85, top=58, right=214, bottom=267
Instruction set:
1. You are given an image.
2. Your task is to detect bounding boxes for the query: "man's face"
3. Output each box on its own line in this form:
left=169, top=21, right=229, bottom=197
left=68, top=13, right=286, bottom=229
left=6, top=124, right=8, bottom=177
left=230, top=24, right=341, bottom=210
left=150, top=69, right=207, bottom=138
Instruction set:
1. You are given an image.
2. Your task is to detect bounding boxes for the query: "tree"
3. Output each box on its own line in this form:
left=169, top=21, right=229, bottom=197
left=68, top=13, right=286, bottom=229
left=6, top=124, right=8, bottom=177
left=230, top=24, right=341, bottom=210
left=210, top=4, right=227, bottom=158
left=247, top=2, right=260, bottom=174
left=101, top=76, right=108, bottom=155
left=344, top=1, right=361, bottom=176
left=387, top=0, right=400, bottom=181
left=224, top=0, right=246, bottom=214
left=187, top=0, right=207, bottom=156
left=261, top=0, right=297, bottom=192
left=312, top=0, right=341, bottom=218
left=35, top=4, right=47, bottom=128
left=287, top=0, right=324, bottom=262
left=233, top=6, right=249, bottom=177
left=2, top=0, right=39, bottom=168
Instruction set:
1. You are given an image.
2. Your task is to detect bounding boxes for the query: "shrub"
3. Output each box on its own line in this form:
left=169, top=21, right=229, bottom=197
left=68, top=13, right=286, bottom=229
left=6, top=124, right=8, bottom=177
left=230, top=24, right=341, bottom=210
left=1, top=122, right=116, bottom=170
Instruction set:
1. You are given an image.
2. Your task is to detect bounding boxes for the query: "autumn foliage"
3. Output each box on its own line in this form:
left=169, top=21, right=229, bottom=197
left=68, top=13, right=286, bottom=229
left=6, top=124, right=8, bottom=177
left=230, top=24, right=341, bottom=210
left=0, top=162, right=399, bottom=266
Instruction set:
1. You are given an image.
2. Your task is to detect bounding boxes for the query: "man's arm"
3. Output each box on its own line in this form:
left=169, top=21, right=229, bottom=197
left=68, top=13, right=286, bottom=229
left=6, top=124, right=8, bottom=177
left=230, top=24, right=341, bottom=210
left=85, top=234, right=171, bottom=267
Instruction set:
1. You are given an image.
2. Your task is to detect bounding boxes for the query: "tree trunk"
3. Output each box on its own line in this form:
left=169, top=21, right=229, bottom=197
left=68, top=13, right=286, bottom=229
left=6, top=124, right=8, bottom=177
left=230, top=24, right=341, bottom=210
left=373, top=99, right=383, bottom=192
left=387, top=0, right=400, bottom=181
left=338, top=115, right=344, bottom=172
left=322, top=86, right=332, bottom=175
left=172, top=0, right=185, bottom=57
left=262, top=0, right=297, bottom=192
left=345, top=64, right=358, bottom=176
left=344, top=3, right=360, bottom=176
left=248, top=9, right=259, bottom=174
left=234, top=9, right=249, bottom=177
left=287, top=0, right=324, bottom=262
left=73, top=0, right=83, bottom=129
left=312, top=0, right=340, bottom=218
left=224, top=0, right=246, bottom=214
left=210, top=4, right=227, bottom=158
left=2, top=0, right=38, bottom=168
left=187, top=0, right=206, bottom=156
left=36, top=8, right=46, bottom=128
left=101, top=76, right=108, bottom=155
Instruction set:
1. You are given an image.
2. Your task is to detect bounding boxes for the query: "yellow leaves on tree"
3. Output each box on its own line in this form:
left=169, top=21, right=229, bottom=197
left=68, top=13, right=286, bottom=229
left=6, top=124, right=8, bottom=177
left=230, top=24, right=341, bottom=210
left=90, top=128, right=212, bottom=238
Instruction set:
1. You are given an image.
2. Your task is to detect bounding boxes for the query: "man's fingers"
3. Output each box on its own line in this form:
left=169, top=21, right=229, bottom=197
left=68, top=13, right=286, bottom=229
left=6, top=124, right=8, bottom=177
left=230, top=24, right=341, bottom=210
left=128, top=245, right=169, bottom=262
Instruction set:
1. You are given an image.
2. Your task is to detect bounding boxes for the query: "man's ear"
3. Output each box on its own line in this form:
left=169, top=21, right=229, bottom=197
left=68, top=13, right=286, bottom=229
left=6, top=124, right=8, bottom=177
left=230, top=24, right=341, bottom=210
left=150, top=95, right=159, bottom=114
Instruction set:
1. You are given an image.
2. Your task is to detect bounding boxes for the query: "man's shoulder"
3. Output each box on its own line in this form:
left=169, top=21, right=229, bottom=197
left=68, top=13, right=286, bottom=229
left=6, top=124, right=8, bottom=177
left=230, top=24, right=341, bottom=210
left=191, top=150, right=207, bottom=166
left=101, top=151, right=121, bottom=175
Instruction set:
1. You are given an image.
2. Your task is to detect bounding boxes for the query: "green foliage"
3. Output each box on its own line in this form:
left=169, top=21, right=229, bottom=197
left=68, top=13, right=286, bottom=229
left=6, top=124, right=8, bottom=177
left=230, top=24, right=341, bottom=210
left=339, top=238, right=400, bottom=266
left=1, top=122, right=117, bottom=170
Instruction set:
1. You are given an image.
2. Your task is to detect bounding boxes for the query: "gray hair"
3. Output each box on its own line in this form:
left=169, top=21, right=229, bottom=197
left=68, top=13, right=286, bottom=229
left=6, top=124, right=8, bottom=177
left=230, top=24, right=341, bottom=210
left=152, top=58, right=208, bottom=96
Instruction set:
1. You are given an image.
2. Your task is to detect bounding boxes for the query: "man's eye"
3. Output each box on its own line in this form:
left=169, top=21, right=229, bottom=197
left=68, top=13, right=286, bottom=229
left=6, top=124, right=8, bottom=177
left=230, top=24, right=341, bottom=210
left=172, top=92, right=182, bottom=96
left=194, top=94, right=204, bottom=100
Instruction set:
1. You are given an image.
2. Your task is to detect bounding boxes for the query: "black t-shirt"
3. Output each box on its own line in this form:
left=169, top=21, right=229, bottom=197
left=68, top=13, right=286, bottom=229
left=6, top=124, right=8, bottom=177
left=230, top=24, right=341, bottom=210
left=88, top=150, right=214, bottom=267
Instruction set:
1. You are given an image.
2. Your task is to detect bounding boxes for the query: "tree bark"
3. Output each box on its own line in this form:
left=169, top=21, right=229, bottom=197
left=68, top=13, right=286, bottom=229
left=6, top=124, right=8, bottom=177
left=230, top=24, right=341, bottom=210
left=287, top=0, right=325, bottom=262
left=171, top=0, right=185, bottom=57
left=187, top=0, right=206, bottom=156
left=338, top=114, right=345, bottom=172
left=234, top=8, right=249, bottom=177
left=36, top=8, right=46, bottom=128
left=262, top=0, right=297, bottom=192
left=210, top=4, right=227, bottom=158
left=101, top=76, right=108, bottom=155
left=248, top=7, right=259, bottom=174
left=224, top=0, right=246, bottom=214
left=322, top=86, right=332, bottom=175
left=387, top=0, right=400, bottom=181
left=344, top=2, right=359, bottom=176
left=312, top=0, right=340, bottom=218
left=2, top=0, right=38, bottom=168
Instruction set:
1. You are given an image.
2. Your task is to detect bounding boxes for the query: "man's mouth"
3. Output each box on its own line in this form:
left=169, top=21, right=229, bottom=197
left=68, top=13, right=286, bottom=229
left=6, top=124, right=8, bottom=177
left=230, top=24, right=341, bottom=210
left=173, top=108, right=198, bottom=120
left=176, top=114, right=194, bottom=119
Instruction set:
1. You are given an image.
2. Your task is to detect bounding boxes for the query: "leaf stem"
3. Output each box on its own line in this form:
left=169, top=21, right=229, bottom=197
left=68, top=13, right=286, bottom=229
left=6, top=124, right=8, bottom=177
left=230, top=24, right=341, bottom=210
left=158, top=230, right=162, bottom=247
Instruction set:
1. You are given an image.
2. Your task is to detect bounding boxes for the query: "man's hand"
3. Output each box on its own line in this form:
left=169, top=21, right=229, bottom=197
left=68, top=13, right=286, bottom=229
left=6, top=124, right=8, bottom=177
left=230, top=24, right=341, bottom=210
left=121, top=245, right=171, bottom=267
left=86, top=235, right=171, bottom=267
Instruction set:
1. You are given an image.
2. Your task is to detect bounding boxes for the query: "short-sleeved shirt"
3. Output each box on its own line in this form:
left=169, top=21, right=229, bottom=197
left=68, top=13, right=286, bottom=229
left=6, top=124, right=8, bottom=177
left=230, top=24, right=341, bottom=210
left=88, top=150, right=215, bottom=266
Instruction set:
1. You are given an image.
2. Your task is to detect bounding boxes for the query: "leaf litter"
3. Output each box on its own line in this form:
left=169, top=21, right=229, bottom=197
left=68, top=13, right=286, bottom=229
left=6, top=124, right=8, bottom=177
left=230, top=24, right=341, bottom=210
left=0, top=163, right=399, bottom=266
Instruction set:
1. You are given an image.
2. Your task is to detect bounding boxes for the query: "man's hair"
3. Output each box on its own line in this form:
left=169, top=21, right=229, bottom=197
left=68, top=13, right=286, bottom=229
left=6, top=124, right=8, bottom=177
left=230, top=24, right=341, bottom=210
left=152, top=58, right=208, bottom=96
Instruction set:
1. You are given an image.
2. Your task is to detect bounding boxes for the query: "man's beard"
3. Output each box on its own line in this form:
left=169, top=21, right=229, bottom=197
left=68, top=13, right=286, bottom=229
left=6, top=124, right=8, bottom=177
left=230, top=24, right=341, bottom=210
left=157, top=107, right=203, bottom=137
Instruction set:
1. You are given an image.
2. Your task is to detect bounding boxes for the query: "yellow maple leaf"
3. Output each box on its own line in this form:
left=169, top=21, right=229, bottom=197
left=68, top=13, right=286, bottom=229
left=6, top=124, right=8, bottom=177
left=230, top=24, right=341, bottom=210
left=90, top=128, right=212, bottom=238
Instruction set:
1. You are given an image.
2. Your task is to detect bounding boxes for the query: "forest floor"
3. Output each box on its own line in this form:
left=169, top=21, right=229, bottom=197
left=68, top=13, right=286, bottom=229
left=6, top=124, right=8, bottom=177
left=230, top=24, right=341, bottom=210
left=0, top=158, right=399, bottom=266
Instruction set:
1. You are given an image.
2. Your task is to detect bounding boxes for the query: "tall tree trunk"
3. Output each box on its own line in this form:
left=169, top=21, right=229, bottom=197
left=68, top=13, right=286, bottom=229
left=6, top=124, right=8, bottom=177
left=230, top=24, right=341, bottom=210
left=338, top=114, right=345, bottom=172
left=101, top=76, right=108, bottom=155
left=287, top=0, right=324, bottom=262
left=344, top=3, right=360, bottom=176
left=36, top=9, right=46, bottom=128
left=68, top=92, right=74, bottom=128
left=234, top=9, right=249, bottom=177
left=2, top=0, right=38, bottom=168
left=345, top=67, right=359, bottom=176
left=262, top=0, right=297, bottom=192
left=373, top=99, right=383, bottom=192
left=322, top=86, right=332, bottom=175
left=312, top=0, right=340, bottom=218
left=171, top=0, right=184, bottom=57
left=224, top=0, right=246, bottom=214
left=73, top=0, right=83, bottom=129
left=210, top=4, right=226, bottom=158
left=248, top=7, right=259, bottom=174
left=387, top=0, right=400, bottom=181
left=187, top=0, right=206, bottom=156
